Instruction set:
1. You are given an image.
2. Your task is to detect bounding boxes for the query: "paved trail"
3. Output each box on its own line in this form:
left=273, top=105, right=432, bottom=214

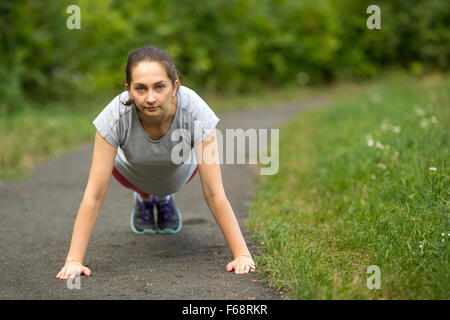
left=0, top=97, right=328, bottom=299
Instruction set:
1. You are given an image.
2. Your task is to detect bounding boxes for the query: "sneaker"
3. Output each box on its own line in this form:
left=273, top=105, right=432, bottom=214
left=130, top=192, right=157, bottom=234
left=155, top=194, right=182, bottom=234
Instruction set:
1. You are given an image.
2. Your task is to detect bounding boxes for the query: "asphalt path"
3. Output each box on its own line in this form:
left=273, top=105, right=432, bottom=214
left=0, top=97, right=328, bottom=299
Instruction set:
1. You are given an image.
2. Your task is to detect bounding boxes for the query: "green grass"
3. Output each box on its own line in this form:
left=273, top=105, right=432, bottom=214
left=0, top=93, right=110, bottom=180
left=246, top=72, right=449, bottom=299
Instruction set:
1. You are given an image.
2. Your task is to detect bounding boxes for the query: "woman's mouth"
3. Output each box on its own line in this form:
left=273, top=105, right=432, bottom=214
left=144, top=106, right=159, bottom=111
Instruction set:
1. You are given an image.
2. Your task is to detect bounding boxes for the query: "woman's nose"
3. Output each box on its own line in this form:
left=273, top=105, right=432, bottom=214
left=146, top=90, right=156, bottom=104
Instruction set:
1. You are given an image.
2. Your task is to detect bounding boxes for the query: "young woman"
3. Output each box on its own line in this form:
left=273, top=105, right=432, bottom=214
left=56, top=45, right=256, bottom=280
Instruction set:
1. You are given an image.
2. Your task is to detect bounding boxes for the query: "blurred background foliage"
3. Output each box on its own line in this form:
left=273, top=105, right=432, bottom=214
left=0, top=0, right=448, bottom=114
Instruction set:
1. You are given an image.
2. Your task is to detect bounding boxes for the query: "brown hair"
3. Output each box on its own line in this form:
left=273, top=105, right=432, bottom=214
left=123, top=45, right=179, bottom=106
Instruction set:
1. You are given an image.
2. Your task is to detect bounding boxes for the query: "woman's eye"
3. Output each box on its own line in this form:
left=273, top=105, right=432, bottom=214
left=155, top=85, right=164, bottom=89
left=136, top=87, right=146, bottom=92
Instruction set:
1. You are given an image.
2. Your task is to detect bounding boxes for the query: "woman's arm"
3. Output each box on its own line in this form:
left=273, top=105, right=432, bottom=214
left=56, top=130, right=117, bottom=280
left=194, top=129, right=255, bottom=274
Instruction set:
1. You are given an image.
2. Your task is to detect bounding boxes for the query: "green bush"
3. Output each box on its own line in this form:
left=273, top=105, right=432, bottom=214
left=0, top=0, right=448, bottom=114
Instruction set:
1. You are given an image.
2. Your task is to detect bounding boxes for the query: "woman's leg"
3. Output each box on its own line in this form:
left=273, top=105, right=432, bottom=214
left=112, top=167, right=151, bottom=198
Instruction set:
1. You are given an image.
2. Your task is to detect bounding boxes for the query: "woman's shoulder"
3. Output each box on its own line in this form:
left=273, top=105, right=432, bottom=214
left=178, top=85, right=220, bottom=134
left=93, top=91, right=133, bottom=130
left=100, top=90, right=134, bottom=119
left=178, top=85, right=200, bottom=104
left=178, top=85, right=212, bottom=114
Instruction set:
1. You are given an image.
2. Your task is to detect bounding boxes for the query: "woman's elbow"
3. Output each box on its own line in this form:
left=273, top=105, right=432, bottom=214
left=204, top=190, right=227, bottom=204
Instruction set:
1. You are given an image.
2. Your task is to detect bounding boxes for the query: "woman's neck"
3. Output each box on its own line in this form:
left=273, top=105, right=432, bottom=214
left=138, top=95, right=177, bottom=130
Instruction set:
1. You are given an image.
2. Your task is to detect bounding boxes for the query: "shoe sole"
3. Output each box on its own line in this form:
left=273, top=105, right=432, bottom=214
left=130, top=192, right=157, bottom=235
left=157, top=207, right=182, bottom=234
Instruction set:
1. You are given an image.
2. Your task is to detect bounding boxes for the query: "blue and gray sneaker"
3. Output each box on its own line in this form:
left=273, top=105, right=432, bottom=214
left=130, top=192, right=157, bottom=234
left=155, top=194, right=182, bottom=234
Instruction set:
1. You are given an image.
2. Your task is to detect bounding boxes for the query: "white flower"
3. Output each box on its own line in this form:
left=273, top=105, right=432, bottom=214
left=419, top=245, right=422, bottom=248
left=429, top=167, right=437, bottom=171
left=381, top=122, right=390, bottom=131
left=378, top=163, right=386, bottom=169
left=376, top=142, right=385, bottom=149
left=430, top=116, right=438, bottom=124
left=442, top=233, right=445, bottom=237
left=414, top=106, right=425, bottom=116
left=367, top=139, right=374, bottom=147
left=371, top=174, right=376, bottom=180
left=392, top=126, right=401, bottom=133
left=420, top=118, right=429, bottom=128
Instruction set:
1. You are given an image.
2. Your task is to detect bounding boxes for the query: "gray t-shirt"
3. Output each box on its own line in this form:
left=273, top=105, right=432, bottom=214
left=92, top=85, right=220, bottom=197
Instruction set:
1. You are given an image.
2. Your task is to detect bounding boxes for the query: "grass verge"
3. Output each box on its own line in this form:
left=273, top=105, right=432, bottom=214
left=246, top=72, right=449, bottom=299
left=0, top=93, right=108, bottom=180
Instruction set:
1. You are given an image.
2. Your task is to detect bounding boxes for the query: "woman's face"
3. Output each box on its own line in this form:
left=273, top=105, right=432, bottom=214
left=126, top=61, right=179, bottom=117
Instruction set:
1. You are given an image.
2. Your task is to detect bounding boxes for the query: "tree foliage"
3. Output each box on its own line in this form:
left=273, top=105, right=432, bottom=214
left=0, top=0, right=448, bottom=113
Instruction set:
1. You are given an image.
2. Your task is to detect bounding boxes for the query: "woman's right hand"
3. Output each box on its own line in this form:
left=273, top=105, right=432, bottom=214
left=56, top=261, right=91, bottom=280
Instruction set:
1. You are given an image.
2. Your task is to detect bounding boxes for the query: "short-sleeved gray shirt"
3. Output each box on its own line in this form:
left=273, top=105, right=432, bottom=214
left=92, top=85, right=220, bottom=197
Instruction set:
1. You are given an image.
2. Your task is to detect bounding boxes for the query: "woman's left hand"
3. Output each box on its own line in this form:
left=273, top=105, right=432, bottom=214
left=226, top=255, right=256, bottom=274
